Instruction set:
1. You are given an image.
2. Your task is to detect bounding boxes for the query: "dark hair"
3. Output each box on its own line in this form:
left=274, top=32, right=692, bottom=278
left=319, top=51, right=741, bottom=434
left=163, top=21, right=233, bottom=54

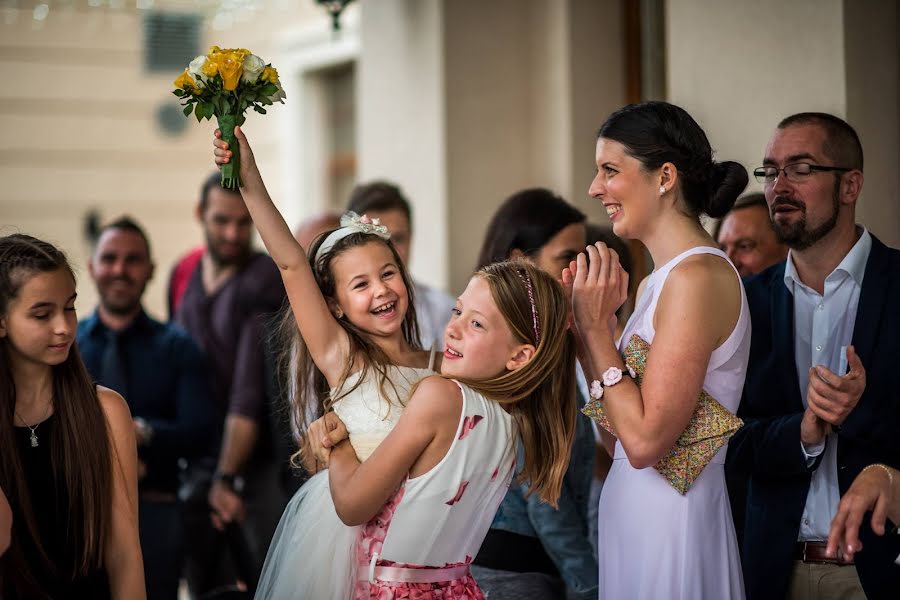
left=598, top=101, right=748, bottom=219
left=585, top=223, right=633, bottom=278
left=95, top=216, right=152, bottom=258
left=777, top=112, right=864, bottom=171
left=276, top=230, right=422, bottom=464
left=0, top=234, right=112, bottom=598
left=476, top=188, right=586, bottom=270
left=347, top=181, right=412, bottom=228
left=199, top=171, right=241, bottom=214
left=712, top=192, right=770, bottom=240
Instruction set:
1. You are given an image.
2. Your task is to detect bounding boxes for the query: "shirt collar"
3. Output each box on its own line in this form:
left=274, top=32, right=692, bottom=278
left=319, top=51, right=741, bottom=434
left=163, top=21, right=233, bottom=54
left=85, top=308, right=151, bottom=337
left=783, top=226, right=871, bottom=292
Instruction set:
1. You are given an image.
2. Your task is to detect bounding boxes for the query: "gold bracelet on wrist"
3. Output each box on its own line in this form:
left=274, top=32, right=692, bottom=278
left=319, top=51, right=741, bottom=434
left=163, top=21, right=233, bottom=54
left=861, top=463, right=895, bottom=489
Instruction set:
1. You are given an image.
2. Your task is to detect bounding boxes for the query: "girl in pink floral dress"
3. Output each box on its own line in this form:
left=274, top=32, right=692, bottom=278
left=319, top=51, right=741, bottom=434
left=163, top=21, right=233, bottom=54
left=310, top=261, right=579, bottom=599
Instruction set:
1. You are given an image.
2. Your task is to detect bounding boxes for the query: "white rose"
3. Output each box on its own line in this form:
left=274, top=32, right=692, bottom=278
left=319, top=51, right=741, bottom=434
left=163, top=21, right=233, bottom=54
left=188, top=55, right=209, bottom=83
left=241, top=54, right=266, bottom=83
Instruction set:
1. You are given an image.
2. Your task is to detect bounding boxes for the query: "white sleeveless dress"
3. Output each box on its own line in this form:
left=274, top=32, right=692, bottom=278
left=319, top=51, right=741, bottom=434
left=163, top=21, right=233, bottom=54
left=597, top=247, right=749, bottom=599
left=353, top=380, right=517, bottom=599
left=255, top=351, right=437, bottom=600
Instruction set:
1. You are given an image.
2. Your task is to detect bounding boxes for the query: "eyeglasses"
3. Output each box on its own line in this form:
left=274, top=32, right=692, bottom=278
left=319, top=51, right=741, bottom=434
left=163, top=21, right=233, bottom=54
left=753, top=162, right=851, bottom=184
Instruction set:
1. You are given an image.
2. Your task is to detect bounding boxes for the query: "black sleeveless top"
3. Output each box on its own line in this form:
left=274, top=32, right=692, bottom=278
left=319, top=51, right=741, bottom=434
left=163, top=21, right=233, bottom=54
left=4, top=414, right=111, bottom=600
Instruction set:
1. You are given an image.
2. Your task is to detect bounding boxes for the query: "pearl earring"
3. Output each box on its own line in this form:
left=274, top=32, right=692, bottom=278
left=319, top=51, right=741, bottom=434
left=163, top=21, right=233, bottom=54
left=659, top=186, right=666, bottom=194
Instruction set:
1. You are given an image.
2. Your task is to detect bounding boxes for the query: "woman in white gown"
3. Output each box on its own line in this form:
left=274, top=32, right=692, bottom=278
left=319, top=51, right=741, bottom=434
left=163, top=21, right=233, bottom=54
left=567, top=101, right=750, bottom=599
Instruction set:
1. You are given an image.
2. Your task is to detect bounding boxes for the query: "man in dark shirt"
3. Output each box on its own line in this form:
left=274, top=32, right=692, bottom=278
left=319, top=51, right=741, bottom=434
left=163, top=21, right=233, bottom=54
left=172, top=172, right=288, bottom=596
left=77, top=216, right=214, bottom=600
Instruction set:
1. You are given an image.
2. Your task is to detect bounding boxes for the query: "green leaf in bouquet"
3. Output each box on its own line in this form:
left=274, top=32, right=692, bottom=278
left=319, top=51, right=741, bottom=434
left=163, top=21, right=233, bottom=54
left=261, top=83, right=278, bottom=97
left=261, top=96, right=273, bottom=106
left=173, top=89, right=185, bottom=97
left=183, top=104, right=193, bottom=117
left=200, top=102, right=215, bottom=120
left=253, top=106, right=267, bottom=114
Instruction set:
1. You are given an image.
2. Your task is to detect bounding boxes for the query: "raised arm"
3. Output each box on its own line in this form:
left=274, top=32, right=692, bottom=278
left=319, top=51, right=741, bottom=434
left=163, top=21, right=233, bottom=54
left=324, top=376, right=461, bottom=525
left=572, top=245, right=741, bottom=469
left=213, top=126, right=349, bottom=384
left=98, top=388, right=146, bottom=600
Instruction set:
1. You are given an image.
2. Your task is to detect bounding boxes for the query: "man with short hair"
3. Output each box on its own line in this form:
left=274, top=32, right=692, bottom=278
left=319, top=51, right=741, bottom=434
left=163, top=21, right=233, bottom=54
left=727, top=113, right=900, bottom=600
left=77, top=216, right=214, bottom=600
left=715, top=192, right=788, bottom=277
left=173, top=172, right=288, bottom=596
left=347, top=181, right=455, bottom=350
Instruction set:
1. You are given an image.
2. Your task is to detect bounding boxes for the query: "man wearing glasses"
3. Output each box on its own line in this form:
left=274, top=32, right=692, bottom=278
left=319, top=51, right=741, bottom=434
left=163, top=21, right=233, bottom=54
left=727, top=112, right=900, bottom=600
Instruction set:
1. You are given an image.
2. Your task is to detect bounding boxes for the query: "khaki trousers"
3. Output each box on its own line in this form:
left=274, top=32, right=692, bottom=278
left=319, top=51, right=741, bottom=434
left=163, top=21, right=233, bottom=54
left=786, top=561, right=867, bottom=600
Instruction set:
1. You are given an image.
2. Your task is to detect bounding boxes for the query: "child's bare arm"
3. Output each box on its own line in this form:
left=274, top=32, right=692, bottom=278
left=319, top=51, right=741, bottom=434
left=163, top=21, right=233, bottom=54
left=326, top=376, right=462, bottom=525
left=213, top=127, right=349, bottom=385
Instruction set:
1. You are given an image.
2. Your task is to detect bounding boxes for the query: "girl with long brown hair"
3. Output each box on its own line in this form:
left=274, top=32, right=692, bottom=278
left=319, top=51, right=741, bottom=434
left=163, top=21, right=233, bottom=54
left=305, top=260, right=578, bottom=599
left=212, top=127, right=440, bottom=599
left=0, top=234, right=144, bottom=599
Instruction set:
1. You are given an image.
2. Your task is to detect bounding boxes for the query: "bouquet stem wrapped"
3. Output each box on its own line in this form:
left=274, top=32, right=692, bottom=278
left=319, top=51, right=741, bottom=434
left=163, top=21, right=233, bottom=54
left=216, top=114, right=246, bottom=190
left=173, top=46, right=286, bottom=190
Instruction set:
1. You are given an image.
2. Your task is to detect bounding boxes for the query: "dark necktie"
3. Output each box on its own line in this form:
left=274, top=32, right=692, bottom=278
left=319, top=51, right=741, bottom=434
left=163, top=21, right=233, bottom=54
left=100, top=329, right=129, bottom=399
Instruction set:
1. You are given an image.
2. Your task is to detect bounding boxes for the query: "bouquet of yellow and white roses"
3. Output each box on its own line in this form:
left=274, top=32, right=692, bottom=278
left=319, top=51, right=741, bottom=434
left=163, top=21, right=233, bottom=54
left=173, top=46, right=286, bottom=189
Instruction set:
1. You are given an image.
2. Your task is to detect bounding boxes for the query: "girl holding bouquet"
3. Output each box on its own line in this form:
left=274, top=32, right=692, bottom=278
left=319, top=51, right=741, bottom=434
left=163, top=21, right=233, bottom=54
left=211, top=126, right=439, bottom=599
left=214, top=128, right=578, bottom=598
left=567, top=101, right=750, bottom=599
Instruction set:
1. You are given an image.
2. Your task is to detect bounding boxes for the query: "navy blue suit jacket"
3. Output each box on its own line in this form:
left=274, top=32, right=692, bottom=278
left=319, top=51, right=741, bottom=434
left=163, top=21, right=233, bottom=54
left=726, top=234, right=900, bottom=600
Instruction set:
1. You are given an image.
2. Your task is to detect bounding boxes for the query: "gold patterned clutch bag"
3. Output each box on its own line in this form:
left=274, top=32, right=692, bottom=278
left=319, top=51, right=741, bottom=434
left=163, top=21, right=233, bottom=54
left=581, top=334, right=743, bottom=494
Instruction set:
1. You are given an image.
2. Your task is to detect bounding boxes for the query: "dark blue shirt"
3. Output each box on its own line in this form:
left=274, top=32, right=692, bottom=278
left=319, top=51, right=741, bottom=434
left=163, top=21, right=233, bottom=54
left=77, top=310, right=215, bottom=494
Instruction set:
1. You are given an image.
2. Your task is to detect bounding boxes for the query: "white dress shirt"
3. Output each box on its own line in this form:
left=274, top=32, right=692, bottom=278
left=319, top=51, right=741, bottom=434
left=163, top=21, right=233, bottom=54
left=788, top=227, right=872, bottom=541
left=413, top=279, right=456, bottom=352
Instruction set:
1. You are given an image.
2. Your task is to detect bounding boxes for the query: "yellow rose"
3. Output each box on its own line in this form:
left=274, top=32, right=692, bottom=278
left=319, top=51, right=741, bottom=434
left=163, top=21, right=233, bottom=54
left=215, top=52, right=243, bottom=91
left=201, top=59, right=218, bottom=78
left=174, top=70, right=202, bottom=94
left=261, top=65, right=280, bottom=85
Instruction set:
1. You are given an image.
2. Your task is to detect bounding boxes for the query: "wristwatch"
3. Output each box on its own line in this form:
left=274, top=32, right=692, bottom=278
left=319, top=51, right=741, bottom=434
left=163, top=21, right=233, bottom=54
left=589, top=366, right=628, bottom=400
left=602, top=366, right=624, bottom=387
left=214, top=471, right=245, bottom=493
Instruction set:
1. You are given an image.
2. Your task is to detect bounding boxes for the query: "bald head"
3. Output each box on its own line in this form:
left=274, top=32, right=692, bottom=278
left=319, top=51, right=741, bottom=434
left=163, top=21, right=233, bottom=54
left=294, top=212, right=341, bottom=252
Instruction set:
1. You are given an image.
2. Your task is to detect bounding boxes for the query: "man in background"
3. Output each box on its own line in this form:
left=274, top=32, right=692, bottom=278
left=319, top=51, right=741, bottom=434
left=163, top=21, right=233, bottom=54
left=172, top=172, right=288, bottom=597
left=78, top=216, right=214, bottom=600
left=715, top=192, right=788, bottom=277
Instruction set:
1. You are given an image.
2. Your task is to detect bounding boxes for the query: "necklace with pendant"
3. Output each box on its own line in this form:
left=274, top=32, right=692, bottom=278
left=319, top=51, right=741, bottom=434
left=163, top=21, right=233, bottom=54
left=15, top=402, right=52, bottom=448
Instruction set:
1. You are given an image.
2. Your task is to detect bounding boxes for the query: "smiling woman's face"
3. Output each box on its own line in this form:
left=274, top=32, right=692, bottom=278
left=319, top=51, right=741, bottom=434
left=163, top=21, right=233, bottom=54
left=588, top=137, right=662, bottom=240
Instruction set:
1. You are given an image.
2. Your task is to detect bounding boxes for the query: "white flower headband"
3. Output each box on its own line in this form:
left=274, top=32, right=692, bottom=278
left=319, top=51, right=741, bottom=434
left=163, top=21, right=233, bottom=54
left=314, top=211, right=391, bottom=262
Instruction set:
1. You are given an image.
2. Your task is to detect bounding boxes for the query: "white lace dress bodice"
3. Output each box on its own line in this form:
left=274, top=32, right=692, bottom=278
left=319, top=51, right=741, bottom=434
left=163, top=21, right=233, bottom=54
left=332, top=360, right=434, bottom=461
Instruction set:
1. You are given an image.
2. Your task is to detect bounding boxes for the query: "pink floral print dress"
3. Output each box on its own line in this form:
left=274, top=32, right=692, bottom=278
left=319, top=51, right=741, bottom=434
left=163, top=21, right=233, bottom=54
left=353, top=381, right=517, bottom=599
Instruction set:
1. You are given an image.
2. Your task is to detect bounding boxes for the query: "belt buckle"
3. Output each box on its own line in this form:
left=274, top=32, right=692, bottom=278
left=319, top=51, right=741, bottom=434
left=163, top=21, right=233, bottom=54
left=802, top=542, right=809, bottom=562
